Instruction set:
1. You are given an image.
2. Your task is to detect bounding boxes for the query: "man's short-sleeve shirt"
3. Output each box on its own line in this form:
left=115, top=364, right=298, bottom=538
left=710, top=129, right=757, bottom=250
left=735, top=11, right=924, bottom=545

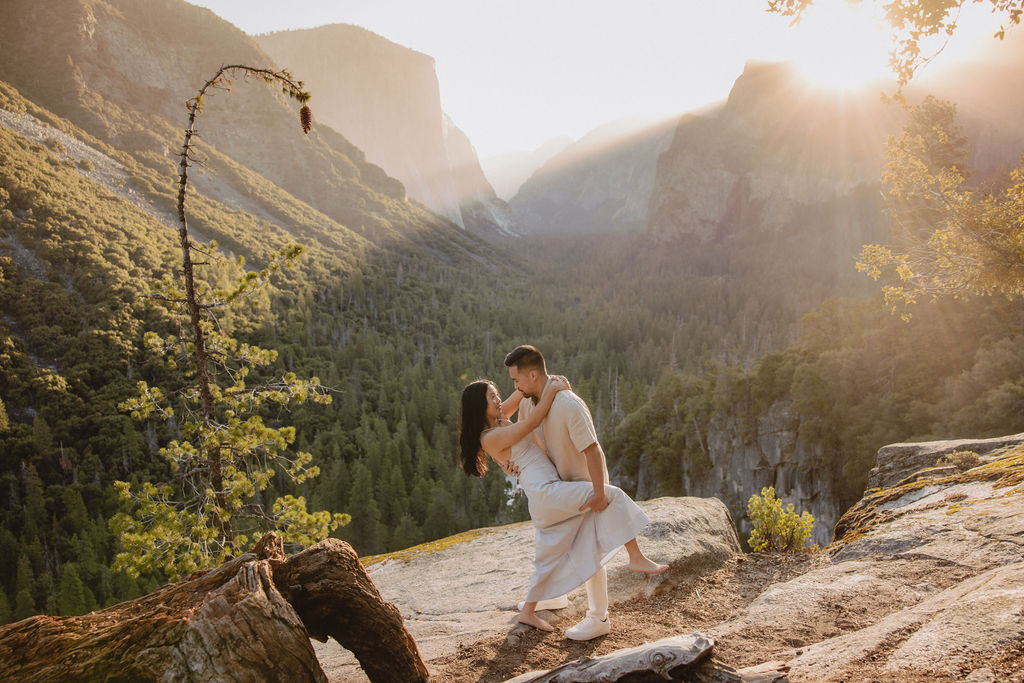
left=520, top=390, right=607, bottom=483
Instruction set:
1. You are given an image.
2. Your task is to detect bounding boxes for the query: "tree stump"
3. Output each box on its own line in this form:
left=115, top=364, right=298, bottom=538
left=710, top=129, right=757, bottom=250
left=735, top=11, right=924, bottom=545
left=0, top=534, right=428, bottom=682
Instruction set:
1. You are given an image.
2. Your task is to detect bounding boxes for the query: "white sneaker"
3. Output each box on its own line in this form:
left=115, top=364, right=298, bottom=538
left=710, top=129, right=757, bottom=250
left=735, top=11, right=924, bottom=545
left=517, top=595, right=569, bottom=611
left=564, top=612, right=610, bottom=641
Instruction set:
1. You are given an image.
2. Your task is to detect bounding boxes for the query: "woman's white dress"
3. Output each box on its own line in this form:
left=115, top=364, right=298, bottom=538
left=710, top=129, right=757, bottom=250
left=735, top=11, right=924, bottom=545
left=510, top=435, right=650, bottom=602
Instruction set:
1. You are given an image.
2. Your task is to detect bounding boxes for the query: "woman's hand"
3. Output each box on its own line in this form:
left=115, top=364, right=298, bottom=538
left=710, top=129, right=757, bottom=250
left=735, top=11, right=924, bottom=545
left=546, top=375, right=570, bottom=394
left=549, top=374, right=572, bottom=392
left=498, top=459, right=521, bottom=477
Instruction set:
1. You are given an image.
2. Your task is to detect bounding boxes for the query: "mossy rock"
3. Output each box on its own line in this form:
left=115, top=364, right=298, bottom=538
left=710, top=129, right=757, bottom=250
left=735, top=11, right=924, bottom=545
left=361, top=527, right=494, bottom=567
left=832, top=445, right=1024, bottom=548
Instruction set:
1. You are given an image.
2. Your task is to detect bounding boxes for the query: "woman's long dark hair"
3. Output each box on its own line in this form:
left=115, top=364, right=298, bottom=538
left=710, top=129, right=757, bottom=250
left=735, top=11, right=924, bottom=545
left=458, top=380, right=493, bottom=477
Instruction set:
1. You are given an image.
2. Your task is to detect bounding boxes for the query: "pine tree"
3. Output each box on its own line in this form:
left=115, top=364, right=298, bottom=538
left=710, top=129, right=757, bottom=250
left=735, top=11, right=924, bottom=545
left=13, top=589, right=35, bottom=621
left=345, top=463, right=383, bottom=555
left=390, top=513, right=423, bottom=551
left=57, top=563, right=88, bottom=616
left=14, top=555, right=33, bottom=604
left=423, top=487, right=456, bottom=541
left=111, top=66, right=348, bottom=580
left=0, top=590, right=11, bottom=625
left=31, top=414, right=54, bottom=457
left=21, top=465, right=45, bottom=542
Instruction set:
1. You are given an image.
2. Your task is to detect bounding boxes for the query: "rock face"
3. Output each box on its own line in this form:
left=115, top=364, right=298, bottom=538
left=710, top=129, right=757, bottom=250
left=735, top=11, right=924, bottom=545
left=258, top=24, right=515, bottom=236
left=865, top=432, right=1024, bottom=490
left=312, top=496, right=742, bottom=680
left=616, top=400, right=842, bottom=549
left=509, top=118, right=677, bottom=235
left=648, top=62, right=899, bottom=245
left=723, top=438, right=1024, bottom=681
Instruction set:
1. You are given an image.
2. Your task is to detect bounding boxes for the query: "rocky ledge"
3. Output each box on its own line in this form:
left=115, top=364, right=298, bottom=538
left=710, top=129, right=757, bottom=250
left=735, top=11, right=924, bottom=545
left=313, top=496, right=743, bottom=681
left=336, top=435, right=1024, bottom=682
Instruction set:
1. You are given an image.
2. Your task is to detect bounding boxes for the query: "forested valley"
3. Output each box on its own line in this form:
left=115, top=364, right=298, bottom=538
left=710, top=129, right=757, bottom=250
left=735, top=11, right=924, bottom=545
left=1, top=0, right=1023, bottom=626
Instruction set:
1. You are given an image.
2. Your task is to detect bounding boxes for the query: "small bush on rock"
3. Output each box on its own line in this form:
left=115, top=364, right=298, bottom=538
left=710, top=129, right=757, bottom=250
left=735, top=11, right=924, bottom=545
left=746, top=486, right=815, bottom=552
left=941, top=450, right=981, bottom=471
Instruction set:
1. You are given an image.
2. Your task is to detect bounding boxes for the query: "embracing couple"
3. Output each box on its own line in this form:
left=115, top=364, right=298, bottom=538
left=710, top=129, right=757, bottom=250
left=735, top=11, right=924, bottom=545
left=459, top=344, right=668, bottom=640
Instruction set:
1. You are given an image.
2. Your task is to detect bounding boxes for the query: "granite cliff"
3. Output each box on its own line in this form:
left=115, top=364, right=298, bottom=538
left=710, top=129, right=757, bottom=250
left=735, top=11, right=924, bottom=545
left=258, top=24, right=515, bottom=237
left=648, top=61, right=898, bottom=249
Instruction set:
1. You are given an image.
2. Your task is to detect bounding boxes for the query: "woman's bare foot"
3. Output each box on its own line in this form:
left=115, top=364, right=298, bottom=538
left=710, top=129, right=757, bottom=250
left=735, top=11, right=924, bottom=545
left=518, top=611, right=555, bottom=631
left=629, top=556, right=670, bottom=574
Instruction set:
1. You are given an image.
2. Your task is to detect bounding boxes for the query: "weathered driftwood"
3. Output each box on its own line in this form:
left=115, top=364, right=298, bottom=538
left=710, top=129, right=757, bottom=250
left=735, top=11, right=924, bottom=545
left=0, top=534, right=428, bottom=683
left=503, top=633, right=732, bottom=683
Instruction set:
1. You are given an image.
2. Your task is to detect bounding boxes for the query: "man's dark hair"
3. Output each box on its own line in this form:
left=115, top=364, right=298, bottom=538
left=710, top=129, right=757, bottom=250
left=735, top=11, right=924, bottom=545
left=503, top=345, right=546, bottom=373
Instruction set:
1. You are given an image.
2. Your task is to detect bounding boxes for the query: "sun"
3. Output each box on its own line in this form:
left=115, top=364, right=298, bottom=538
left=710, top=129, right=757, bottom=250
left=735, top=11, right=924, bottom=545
left=786, top=1, right=895, bottom=90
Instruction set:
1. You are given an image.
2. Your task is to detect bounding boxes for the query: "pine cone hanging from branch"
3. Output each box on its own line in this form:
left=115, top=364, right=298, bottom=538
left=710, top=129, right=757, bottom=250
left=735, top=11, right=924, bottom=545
left=300, top=105, right=312, bottom=134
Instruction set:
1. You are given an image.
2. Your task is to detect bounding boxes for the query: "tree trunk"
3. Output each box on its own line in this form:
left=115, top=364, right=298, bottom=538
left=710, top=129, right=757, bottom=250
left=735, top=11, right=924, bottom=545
left=0, top=534, right=427, bottom=683
left=271, top=537, right=430, bottom=683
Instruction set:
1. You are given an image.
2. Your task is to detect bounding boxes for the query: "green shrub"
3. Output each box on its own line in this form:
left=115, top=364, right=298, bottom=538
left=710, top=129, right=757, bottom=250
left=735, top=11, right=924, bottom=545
left=746, top=486, right=815, bottom=552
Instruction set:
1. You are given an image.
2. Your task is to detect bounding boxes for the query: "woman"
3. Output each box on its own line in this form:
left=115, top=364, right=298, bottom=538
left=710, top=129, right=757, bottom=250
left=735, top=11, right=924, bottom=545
left=459, top=377, right=668, bottom=632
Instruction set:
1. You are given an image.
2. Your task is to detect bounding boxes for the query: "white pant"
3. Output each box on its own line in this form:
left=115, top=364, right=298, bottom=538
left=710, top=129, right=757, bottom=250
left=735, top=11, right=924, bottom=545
left=585, top=565, right=608, bottom=619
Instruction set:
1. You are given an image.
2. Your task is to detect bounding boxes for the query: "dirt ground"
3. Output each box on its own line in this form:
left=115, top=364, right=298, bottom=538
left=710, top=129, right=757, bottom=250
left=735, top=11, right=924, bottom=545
left=427, top=550, right=1023, bottom=683
left=428, top=551, right=828, bottom=682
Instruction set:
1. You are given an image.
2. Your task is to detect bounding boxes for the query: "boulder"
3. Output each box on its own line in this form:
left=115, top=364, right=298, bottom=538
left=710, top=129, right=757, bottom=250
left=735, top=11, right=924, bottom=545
left=313, top=496, right=742, bottom=680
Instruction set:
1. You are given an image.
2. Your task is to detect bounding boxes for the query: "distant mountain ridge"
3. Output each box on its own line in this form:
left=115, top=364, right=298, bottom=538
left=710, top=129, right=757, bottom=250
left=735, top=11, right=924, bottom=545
left=257, top=24, right=516, bottom=238
left=509, top=117, right=677, bottom=235
left=480, top=136, right=573, bottom=201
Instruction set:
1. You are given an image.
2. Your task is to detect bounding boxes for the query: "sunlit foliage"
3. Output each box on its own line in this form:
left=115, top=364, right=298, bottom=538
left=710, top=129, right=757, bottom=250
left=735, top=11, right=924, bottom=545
left=858, top=96, right=1024, bottom=315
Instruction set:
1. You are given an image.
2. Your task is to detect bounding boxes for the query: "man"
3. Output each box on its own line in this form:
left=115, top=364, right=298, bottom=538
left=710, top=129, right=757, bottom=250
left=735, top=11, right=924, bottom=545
left=504, top=344, right=613, bottom=641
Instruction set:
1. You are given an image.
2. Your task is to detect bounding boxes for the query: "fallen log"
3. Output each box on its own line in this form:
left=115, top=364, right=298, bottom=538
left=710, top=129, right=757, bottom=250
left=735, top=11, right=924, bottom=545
left=0, top=534, right=428, bottom=682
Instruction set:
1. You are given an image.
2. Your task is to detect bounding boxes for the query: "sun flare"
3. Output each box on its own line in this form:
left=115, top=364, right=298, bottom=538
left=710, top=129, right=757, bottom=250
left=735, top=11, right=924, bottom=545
left=787, top=1, right=895, bottom=90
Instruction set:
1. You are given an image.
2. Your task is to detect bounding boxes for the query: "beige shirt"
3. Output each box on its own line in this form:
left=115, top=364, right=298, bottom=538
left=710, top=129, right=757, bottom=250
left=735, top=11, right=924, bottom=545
left=519, top=390, right=608, bottom=483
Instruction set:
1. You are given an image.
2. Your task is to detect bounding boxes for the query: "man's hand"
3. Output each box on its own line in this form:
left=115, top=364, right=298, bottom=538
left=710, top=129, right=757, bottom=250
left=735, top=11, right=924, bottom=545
left=578, top=492, right=609, bottom=513
left=499, top=459, right=521, bottom=477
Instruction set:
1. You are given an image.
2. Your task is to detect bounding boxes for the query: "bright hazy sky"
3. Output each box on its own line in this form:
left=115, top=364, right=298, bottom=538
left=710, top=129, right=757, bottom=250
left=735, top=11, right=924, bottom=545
left=186, top=0, right=1006, bottom=159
